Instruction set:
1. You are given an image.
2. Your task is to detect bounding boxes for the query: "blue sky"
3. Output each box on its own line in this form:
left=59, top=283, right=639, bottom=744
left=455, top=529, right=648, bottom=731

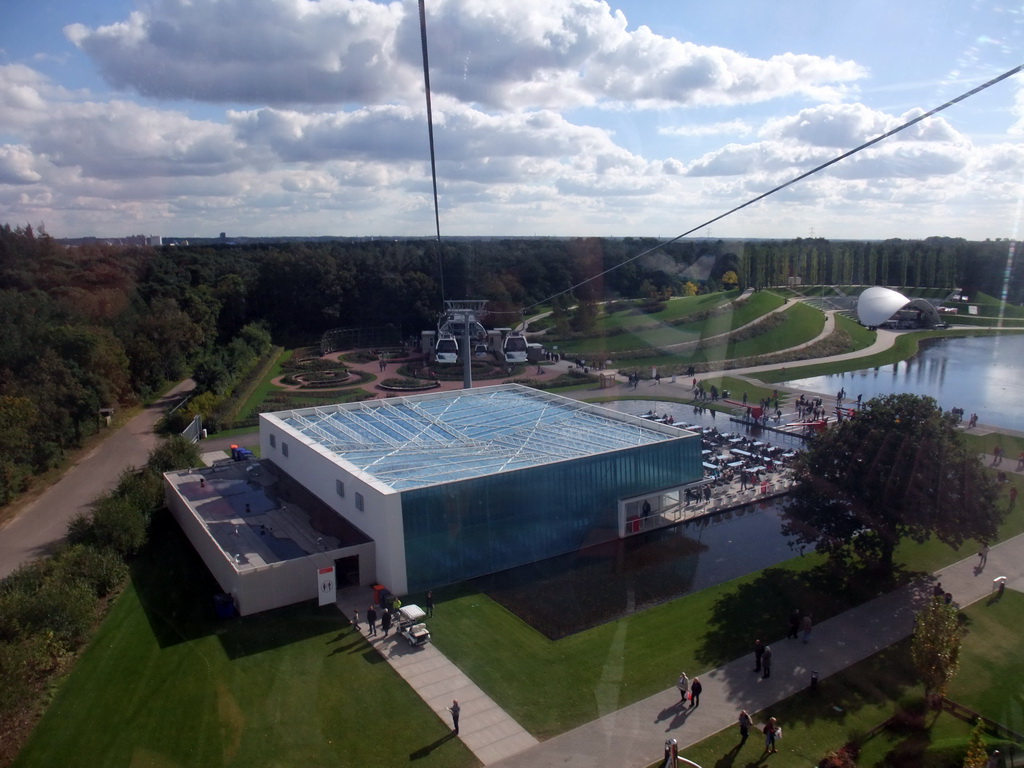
left=2, top=0, right=1022, bottom=239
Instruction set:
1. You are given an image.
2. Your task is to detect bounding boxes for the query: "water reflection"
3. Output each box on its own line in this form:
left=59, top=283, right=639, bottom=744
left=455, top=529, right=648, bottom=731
left=786, top=334, right=1024, bottom=431
left=477, top=499, right=798, bottom=639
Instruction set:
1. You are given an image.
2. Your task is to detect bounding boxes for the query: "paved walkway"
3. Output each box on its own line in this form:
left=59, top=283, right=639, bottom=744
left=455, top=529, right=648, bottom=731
left=488, top=533, right=1024, bottom=768
left=0, top=379, right=195, bottom=580
left=335, top=587, right=539, bottom=765
left=321, top=530, right=1024, bottom=768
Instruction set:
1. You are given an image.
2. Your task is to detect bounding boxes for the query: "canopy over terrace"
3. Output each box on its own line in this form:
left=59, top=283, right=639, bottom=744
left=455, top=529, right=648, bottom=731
left=267, top=384, right=690, bottom=492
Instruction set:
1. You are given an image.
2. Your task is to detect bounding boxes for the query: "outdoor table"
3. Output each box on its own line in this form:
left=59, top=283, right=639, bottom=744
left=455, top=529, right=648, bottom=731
left=727, top=461, right=744, bottom=468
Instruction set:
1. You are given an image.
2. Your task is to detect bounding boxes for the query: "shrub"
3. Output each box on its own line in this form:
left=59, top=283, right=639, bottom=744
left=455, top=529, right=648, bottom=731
left=65, top=512, right=97, bottom=548
left=0, top=633, right=68, bottom=718
left=91, top=494, right=148, bottom=557
left=819, top=746, right=858, bottom=768
left=147, top=435, right=202, bottom=474
left=0, top=579, right=96, bottom=645
left=116, top=468, right=164, bottom=515
left=51, top=544, right=128, bottom=598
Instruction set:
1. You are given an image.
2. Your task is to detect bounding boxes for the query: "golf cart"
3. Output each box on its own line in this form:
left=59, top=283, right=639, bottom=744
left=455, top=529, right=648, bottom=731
left=397, top=604, right=431, bottom=647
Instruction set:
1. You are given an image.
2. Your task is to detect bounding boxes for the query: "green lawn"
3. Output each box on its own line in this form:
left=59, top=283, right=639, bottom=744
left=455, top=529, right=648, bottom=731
left=12, top=471, right=1022, bottom=767
left=422, top=472, right=1023, bottom=742
left=689, top=301, right=825, bottom=364
left=596, top=292, right=737, bottom=332
left=12, top=513, right=479, bottom=768
left=561, top=292, right=784, bottom=356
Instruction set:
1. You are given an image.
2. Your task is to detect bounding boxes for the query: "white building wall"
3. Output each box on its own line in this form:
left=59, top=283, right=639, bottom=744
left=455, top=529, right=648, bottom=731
left=164, top=476, right=377, bottom=615
left=260, top=414, right=410, bottom=594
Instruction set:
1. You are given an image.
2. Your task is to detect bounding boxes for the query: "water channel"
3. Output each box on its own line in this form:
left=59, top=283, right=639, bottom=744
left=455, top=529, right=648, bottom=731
left=479, top=400, right=805, bottom=638
left=785, top=333, right=1024, bottom=432
left=488, top=334, right=1023, bottom=637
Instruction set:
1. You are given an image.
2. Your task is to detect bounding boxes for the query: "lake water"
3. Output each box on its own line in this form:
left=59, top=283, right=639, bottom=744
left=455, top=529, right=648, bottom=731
left=785, top=334, right=1024, bottom=433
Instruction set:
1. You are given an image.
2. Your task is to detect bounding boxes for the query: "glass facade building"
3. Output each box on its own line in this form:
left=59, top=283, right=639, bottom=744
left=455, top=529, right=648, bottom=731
left=268, top=384, right=702, bottom=593
left=401, top=438, right=700, bottom=592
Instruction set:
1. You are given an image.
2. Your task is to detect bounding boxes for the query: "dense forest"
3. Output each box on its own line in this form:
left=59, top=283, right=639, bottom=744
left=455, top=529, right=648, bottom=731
left=0, top=223, right=1020, bottom=502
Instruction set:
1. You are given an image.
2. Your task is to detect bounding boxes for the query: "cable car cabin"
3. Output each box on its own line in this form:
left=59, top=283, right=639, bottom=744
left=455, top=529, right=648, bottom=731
left=501, top=331, right=529, bottom=363
left=434, top=333, right=458, bottom=364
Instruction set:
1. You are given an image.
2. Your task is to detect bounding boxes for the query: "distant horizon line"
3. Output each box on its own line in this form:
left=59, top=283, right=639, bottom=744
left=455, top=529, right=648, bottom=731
left=53, top=233, right=1010, bottom=246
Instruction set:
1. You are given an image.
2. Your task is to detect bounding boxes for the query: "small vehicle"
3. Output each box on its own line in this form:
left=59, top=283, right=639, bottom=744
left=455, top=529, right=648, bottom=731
left=397, top=604, right=431, bottom=647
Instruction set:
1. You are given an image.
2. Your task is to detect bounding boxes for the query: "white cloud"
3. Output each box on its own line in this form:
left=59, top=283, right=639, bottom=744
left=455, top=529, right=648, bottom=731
left=64, top=0, right=865, bottom=111
left=659, top=120, right=753, bottom=138
left=66, top=0, right=411, bottom=107
left=0, top=145, right=42, bottom=184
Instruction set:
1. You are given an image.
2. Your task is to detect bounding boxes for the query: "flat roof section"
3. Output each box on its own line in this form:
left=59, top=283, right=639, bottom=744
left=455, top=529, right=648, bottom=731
left=265, top=384, right=694, bottom=491
left=165, top=459, right=368, bottom=570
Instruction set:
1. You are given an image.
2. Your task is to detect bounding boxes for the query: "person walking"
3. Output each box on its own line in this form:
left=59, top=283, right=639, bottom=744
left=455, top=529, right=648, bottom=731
left=753, top=639, right=765, bottom=673
left=802, top=614, right=813, bottom=644
left=352, top=609, right=360, bottom=631
left=380, top=608, right=392, bottom=636
left=677, top=672, right=689, bottom=703
left=447, top=699, right=461, bottom=735
left=367, top=605, right=378, bottom=636
left=762, top=645, right=773, bottom=678
left=738, top=710, right=752, bottom=741
left=788, top=608, right=801, bottom=640
left=979, top=543, right=990, bottom=566
left=763, top=717, right=780, bottom=754
left=425, top=590, right=434, bottom=617
left=689, top=677, right=702, bottom=708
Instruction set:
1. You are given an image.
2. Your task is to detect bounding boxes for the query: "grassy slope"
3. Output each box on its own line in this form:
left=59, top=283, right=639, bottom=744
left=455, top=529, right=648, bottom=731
left=12, top=514, right=478, bottom=768
left=562, top=292, right=783, bottom=355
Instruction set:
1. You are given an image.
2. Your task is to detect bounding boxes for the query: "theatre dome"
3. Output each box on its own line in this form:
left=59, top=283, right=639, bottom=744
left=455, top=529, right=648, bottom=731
left=857, top=286, right=910, bottom=326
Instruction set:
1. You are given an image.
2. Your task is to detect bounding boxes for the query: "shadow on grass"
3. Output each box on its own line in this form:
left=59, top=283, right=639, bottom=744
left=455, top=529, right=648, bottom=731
left=695, top=560, right=928, bottom=668
left=409, top=731, right=457, bottom=760
left=132, top=509, right=345, bottom=658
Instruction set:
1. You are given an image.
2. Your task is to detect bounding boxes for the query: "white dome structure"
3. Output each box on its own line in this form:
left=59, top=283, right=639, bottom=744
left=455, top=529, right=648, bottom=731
left=857, top=286, right=910, bottom=326
left=856, top=286, right=942, bottom=328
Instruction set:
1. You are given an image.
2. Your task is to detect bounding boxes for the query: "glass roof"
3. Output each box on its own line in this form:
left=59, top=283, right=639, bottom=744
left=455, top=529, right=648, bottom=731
left=272, top=384, right=689, bottom=491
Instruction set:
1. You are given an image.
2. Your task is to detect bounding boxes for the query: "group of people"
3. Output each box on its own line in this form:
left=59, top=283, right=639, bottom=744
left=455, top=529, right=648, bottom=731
left=675, top=668, right=785, bottom=756
left=676, top=673, right=703, bottom=708
left=356, top=590, right=435, bottom=638
left=737, top=710, right=781, bottom=754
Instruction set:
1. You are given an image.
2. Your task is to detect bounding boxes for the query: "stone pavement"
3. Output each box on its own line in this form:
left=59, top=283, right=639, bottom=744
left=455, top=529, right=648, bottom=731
left=335, top=587, right=539, bottom=765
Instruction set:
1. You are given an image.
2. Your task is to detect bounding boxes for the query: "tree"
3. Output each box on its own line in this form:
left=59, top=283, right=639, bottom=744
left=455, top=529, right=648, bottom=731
left=781, top=394, right=1002, bottom=577
left=962, top=719, right=990, bottom=768
left=721, top=269, right=739, bottom=289
left=911, top=596, right=964, bottom=700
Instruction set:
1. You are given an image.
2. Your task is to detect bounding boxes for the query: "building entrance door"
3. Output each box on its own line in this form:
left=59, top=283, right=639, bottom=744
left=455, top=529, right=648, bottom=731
left=335, top=555, right=360, bottom=587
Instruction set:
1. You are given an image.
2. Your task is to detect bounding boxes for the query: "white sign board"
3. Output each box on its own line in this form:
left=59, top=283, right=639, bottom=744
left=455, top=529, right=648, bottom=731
left=318, top=565, right=336, bottom=606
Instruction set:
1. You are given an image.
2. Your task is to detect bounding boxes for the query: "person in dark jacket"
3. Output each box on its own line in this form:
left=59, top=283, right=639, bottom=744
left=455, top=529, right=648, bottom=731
left=689, top=677, right=703, bottom=708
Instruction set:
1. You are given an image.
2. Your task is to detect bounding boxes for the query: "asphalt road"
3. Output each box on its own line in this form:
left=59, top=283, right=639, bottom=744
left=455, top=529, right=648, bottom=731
left=0, top=379, right=195, bottom=580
